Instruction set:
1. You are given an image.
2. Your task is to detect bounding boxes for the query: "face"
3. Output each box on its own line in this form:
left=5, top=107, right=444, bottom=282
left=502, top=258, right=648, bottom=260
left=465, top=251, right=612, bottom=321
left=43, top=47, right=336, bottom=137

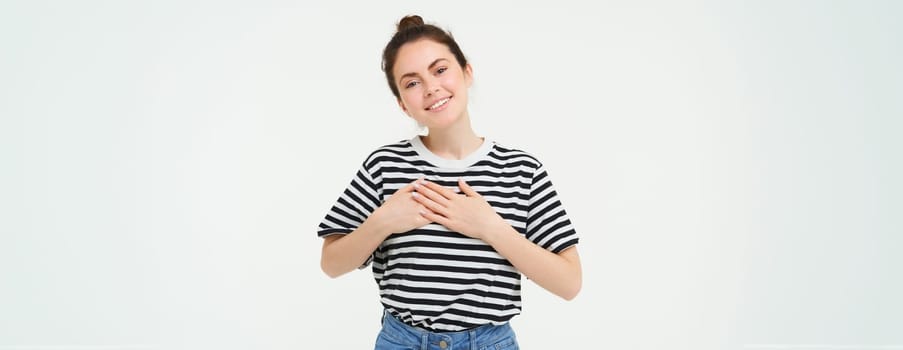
left=393, top=39, right=473, bottom=130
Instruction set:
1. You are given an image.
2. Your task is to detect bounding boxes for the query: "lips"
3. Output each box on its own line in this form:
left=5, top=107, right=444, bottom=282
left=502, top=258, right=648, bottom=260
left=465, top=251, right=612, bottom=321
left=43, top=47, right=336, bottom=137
left=425, top=96, right=451, bottom=111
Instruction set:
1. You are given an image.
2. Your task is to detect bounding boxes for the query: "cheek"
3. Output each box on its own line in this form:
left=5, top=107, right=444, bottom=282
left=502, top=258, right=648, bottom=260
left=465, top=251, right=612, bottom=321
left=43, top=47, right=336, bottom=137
left=399, top=95, right=413, bottom=109
left=443, top=74, right=464, bottom=89
left=405, top=89, right=424, bottom=102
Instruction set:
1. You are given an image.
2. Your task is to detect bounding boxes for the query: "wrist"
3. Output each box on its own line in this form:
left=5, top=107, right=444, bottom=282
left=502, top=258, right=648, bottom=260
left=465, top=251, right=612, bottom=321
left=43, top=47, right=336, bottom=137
left=361, top=210, right=393, bottom=239
left=482, top=221, right=518, bottom=246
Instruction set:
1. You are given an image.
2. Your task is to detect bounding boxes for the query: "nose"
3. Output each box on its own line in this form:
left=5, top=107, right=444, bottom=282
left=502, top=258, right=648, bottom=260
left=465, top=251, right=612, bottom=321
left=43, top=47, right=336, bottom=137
left=423, top=78, right=440, bottom=97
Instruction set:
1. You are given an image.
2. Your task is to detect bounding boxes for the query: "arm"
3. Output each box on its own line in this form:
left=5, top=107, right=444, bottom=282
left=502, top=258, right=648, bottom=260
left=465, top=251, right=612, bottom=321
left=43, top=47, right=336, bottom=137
left=484, top=229, right=582, bottom=300
left=413, top=178, right=582, bottom=300
left=320, top=178, right=430, bottom=278
left=320, top=218, right=392, bottom=278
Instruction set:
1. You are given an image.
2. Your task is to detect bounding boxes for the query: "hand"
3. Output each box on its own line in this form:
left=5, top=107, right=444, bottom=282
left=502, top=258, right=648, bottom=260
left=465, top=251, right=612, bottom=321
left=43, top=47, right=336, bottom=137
left=370, top=177, right=433, bottom=235
left=412, top=178, right=511, bottom=240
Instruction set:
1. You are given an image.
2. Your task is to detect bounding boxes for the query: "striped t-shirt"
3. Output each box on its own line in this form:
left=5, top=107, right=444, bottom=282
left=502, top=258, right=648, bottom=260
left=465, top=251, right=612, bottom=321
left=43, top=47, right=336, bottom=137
left=317, top=136, right=578, bottom=331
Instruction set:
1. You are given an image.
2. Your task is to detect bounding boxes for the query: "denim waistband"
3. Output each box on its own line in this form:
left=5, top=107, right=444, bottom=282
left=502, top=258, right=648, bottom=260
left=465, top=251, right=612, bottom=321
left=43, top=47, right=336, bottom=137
left=376, top=310, right=518, bottom=350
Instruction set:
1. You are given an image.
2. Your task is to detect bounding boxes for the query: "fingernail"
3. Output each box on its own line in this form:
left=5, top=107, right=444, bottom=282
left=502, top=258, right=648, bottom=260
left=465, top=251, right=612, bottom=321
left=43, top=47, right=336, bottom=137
left=411, top=192, right=418, bottom=198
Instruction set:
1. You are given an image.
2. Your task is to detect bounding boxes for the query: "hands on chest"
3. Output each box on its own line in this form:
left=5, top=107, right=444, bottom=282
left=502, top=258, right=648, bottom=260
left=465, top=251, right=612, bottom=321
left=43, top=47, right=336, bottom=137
left=373, top=177, right=509, bottom=241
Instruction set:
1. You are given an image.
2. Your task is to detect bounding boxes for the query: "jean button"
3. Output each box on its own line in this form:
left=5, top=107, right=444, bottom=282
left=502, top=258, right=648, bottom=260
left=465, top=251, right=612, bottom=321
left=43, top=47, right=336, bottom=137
left=439, top=340, right=448, bottom=349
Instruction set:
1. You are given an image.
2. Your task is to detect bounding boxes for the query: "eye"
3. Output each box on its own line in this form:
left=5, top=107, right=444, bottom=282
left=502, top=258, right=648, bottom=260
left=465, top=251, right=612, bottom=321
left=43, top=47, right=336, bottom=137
left=436, top=67, right=447, bottom=74
left=404, top=80, right=419, bottom=89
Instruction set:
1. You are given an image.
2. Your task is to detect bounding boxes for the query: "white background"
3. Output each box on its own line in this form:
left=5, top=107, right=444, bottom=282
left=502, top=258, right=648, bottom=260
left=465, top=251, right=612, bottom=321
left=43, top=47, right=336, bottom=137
left=1, top=1, right=901, bottom=349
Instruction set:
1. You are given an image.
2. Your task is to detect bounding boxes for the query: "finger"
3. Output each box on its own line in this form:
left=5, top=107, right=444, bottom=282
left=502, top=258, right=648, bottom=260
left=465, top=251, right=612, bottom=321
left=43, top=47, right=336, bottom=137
left=419, top=209, right=450, bottom=227
left=420, top=179, right=457, bottom=199
left=412, top=191, right=449, bottom=215
left=414, top=181, right=450, bottom=206
left=458, top=178, right=480, bottom=197
left=414, top=209, right=432, bottom=225
left=395, top=176, right=425, bottom=194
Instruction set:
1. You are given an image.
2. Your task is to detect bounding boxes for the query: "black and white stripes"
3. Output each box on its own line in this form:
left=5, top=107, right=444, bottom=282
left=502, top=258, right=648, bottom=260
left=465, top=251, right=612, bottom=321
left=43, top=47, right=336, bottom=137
left=318, top=137, right=578, bottom=331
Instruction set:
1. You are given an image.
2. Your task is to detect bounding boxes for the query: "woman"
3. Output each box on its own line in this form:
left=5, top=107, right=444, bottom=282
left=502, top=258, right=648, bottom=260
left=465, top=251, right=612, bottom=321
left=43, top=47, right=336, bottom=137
left=318, top=15, right=581, bottom=350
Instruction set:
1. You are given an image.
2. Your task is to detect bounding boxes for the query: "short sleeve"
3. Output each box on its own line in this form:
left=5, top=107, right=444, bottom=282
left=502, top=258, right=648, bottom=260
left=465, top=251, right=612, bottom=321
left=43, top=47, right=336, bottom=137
left=317, top=164, right=382, bottom=267
left=525, top=165, right=579, bottom=253
left=317, top=165, right=381, bottom=268
left=318, top=164, right=381, bottom=237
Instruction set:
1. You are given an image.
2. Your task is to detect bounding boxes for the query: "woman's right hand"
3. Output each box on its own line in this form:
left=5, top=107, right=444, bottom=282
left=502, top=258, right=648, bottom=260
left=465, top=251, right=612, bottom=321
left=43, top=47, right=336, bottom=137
left=321, top=177, right=433, bottom=278
left=369, top=177, right=432, bottom=235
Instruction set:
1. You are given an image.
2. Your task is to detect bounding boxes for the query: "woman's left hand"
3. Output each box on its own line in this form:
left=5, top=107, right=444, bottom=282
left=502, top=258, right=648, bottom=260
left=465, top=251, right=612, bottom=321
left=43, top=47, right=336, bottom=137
left=412, top=178, right=510, bottom=240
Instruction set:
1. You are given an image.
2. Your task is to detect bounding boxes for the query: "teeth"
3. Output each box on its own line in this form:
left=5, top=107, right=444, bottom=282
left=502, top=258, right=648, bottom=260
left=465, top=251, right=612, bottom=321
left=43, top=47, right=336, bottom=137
left=429, top=98, right=449, bottom=110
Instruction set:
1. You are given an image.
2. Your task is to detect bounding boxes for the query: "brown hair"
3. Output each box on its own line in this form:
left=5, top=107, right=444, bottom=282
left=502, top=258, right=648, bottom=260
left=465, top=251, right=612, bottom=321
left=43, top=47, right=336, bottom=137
left=381, top=15, right=469, bottom=100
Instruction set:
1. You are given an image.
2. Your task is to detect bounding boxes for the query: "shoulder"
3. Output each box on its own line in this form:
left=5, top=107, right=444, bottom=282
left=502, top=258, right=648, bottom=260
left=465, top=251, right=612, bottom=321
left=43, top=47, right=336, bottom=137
left=361, top=139, right=416, bottom=169
left=488, top=140, right=544, bottom=170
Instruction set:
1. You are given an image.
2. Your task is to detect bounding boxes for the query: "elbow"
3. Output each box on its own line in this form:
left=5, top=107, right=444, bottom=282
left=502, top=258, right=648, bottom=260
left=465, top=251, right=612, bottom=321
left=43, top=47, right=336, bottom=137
left=560, top=276, right=582, bottom=301
left=554, top=246, right=582, bottom=301
left=560, top=284, right=581, bottom=301
left=322, top=266, right=342, bottom=279
left=320, top=239, right=348, bottom=278
left=320, top=255, right=344, bottom=279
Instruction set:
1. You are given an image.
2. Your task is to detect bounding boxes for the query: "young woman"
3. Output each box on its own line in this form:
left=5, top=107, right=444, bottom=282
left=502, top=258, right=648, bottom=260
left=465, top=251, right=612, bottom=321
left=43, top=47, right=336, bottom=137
left=318, top=15, right=581, bottom=350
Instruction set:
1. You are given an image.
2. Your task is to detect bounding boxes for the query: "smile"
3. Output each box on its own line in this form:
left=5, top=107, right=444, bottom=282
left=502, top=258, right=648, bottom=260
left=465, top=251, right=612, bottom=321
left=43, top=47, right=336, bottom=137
left=426, top=97, right=451, bottom=111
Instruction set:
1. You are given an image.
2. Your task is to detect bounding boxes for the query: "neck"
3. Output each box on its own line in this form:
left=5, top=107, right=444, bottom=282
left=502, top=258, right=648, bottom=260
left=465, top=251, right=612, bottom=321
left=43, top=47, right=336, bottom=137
left=421, top=111, right=483, bottom=160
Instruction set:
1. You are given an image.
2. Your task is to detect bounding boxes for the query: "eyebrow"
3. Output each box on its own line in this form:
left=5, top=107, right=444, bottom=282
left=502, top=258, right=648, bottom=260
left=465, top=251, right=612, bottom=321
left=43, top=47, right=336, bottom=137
left=398, top=58, right=449, bottom=82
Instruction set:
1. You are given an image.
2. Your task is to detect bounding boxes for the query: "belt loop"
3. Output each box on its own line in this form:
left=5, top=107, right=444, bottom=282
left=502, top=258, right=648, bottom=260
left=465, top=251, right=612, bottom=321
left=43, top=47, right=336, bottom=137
left=421, top=332, right=428, bottom=350
left=470, top=329, right=477, bottom=350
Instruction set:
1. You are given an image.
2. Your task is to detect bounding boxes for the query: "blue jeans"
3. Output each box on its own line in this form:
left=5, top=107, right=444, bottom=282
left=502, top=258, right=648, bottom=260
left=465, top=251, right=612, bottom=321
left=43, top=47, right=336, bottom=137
left=375, top=310, right=519, bottom=350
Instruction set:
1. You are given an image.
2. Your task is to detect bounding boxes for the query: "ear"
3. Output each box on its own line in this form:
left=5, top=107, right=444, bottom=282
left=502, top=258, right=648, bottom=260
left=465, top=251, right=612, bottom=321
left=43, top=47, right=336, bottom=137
left=464, top=64, right=474, bottom=88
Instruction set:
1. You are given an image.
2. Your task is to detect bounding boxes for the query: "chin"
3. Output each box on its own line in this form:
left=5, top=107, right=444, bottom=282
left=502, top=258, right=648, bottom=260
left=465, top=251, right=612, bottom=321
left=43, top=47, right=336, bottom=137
left=424, top=118, right=458, bottom=130
left=422, top=111, right=463, bottom=129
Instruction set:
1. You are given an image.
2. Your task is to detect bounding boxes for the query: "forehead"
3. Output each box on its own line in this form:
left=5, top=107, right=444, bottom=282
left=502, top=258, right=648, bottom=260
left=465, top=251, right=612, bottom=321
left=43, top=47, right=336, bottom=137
left=393, top=39, right=455, bottom=77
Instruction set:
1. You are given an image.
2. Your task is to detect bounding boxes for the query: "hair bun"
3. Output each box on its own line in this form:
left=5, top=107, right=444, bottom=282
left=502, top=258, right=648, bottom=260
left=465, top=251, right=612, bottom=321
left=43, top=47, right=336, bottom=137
left=397, top=15, right=424, bottom=32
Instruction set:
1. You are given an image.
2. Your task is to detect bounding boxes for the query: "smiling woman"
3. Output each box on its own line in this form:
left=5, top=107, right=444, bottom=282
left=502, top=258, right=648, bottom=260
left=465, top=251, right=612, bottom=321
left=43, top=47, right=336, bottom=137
left=394, top=40, right=471, bottom=132
left=317, top=14, right=582, bottom=350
